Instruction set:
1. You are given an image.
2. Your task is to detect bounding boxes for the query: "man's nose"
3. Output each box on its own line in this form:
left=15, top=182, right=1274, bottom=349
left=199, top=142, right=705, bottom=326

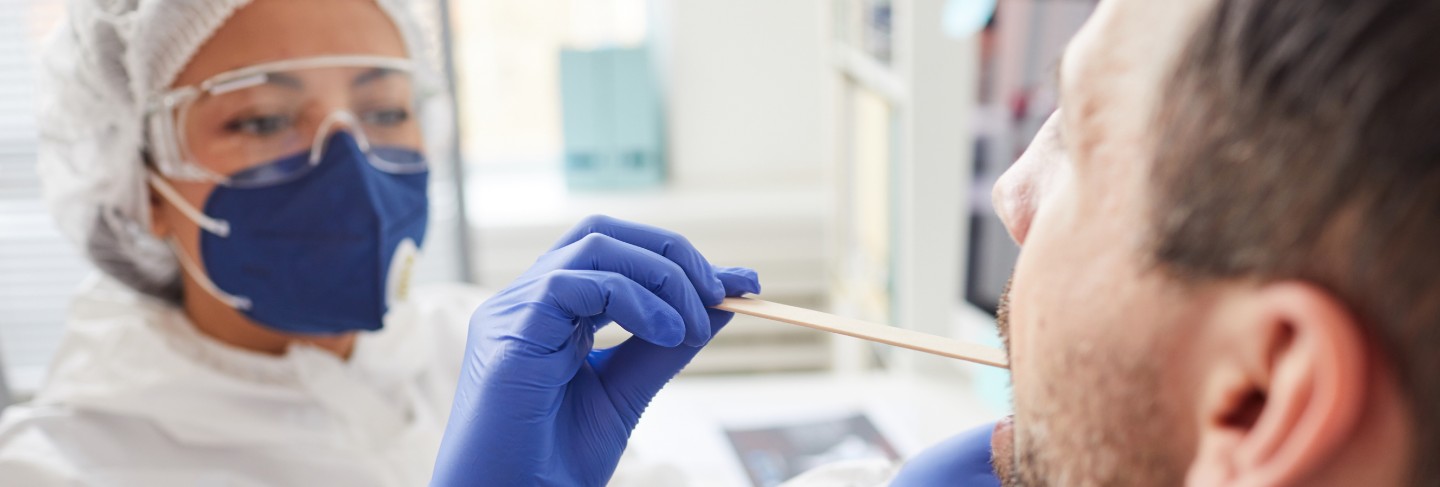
left=994, top=112, right=1065, bottom=246
left=992, top=155, right=1039, bottom=246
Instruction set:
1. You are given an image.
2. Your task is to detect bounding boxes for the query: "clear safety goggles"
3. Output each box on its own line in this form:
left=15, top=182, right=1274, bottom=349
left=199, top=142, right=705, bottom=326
left=146, top=55, right=427, bottom=189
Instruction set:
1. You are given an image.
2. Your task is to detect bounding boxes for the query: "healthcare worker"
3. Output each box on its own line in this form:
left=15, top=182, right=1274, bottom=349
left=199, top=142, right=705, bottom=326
left=0, top=0, right=759, bottom=485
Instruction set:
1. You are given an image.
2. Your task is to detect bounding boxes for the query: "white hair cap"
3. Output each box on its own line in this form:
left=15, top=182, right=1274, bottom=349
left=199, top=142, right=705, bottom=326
left=36, top=0, right=442, bottom=301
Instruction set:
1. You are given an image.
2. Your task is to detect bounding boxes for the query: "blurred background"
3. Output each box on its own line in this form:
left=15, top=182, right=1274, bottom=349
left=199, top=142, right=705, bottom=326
left=0, top=0, right=1094, bottom=484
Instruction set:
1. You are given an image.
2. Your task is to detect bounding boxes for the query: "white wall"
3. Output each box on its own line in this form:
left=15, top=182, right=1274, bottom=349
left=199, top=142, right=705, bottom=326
left=470, top=0, right=833, bottom=290
left=650, top=0, right=828, bottom=188
left=467, top=1, right=835, bottom=373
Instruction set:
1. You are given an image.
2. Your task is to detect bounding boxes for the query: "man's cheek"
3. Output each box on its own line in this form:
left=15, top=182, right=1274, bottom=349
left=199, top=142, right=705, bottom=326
left=1006, top=280, right=1046, bottom=379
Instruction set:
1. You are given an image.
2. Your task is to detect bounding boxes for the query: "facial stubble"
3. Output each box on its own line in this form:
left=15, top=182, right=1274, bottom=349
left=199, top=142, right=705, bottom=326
left=994, top=277, right=1186, bottom=487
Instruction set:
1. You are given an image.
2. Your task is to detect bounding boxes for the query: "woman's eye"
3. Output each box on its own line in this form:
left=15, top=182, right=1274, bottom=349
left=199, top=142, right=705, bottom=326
left=362, top=108, right=411, bottom=127
left=224, top=114, right=295, bottom=136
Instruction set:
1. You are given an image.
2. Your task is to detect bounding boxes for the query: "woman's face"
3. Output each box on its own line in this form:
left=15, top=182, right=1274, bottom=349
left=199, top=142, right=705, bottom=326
left=152, top=0, right=413, bottom=320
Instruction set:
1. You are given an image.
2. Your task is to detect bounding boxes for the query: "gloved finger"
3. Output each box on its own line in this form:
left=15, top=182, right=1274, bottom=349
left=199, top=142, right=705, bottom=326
left=531, top=269, right=688, bottom=348
left=890, top=421, right=1002, bottom=487
left=586, top=266, right=761, bottom=427
left=549, top=215, right=726, bottom=306
left=545, top=233, right=714, bottom=346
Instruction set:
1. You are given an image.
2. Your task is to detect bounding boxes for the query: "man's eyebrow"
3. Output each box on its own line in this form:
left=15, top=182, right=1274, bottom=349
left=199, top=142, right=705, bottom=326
left=1053, top=50, right=1067, bottom=103
left=1053, top=50, right=1068, bottom=146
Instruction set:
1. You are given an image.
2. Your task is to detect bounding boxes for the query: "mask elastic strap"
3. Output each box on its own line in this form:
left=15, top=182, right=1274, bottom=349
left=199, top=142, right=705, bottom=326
left=166, top=238, right=253, bottom=311
left=147, top=171, right=252, bottom=311
left=147, top=172, right=231, bottom=238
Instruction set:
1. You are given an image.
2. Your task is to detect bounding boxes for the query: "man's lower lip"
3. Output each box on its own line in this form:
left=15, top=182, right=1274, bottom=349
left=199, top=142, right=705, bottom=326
left=992, top=415, right=1015, bottom=475
left=993, top=415, right=1013, bottom=447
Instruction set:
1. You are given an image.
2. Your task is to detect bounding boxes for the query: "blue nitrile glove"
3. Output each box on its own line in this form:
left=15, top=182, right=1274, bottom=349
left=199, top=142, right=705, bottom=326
left=890, top=421, right=1002, bottom=486
left=430, top=215, right=761, bottom=487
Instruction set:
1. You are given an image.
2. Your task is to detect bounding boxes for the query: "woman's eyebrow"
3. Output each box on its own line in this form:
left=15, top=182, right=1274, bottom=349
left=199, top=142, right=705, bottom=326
left=352, top=67, right=398, bottom=87
left=265, top=72, right=304, bottom=89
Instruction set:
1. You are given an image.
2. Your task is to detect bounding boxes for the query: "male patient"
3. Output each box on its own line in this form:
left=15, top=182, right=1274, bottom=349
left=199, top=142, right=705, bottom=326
left=981, top=0, right=1437, bottom=485
left=428, top=0, right=1440, bottom=484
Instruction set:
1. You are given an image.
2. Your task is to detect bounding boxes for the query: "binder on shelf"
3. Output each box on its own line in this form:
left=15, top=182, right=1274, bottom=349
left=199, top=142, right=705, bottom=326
left=559, top=46, right=666, bottom=191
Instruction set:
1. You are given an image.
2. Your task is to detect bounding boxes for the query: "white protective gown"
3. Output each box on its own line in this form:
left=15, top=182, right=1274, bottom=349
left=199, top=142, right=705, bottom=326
left=0, top=276, right=482, bottom=486
left=0, top=276, right=890, bottom=486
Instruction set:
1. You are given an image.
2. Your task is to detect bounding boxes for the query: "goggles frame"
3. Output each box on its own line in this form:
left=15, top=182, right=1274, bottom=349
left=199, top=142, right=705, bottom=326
left=145, top=55, right=419, bottom=187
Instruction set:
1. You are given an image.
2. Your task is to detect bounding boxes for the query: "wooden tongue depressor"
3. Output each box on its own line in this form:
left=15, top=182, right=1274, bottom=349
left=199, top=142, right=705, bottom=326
left=713, top=296, right=1010, bottom=369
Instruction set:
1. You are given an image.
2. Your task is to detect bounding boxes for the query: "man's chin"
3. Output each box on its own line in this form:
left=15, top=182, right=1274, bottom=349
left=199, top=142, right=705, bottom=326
left=992, top=415, right=1018, bottom=486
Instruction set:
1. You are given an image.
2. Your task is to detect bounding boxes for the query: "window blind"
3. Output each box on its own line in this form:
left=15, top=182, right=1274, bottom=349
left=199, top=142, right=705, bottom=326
left=0, top=1, right=87, bottom=398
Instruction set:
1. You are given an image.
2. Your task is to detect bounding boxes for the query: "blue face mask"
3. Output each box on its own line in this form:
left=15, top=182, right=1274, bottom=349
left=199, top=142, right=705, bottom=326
left=154, top=131, right=429, bottom=334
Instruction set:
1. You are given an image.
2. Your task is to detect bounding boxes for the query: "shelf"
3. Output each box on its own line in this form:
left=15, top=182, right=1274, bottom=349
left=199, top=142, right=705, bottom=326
left=832, top=42, right=908, bottom=104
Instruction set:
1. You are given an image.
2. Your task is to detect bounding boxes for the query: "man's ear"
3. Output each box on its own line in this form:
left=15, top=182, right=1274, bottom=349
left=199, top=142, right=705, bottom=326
left=1186, top=282, right=1368, bottom=487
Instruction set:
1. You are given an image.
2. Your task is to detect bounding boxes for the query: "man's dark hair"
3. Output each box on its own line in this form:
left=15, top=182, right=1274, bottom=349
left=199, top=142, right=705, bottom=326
left=1151, top=0, right=1440, bottom=484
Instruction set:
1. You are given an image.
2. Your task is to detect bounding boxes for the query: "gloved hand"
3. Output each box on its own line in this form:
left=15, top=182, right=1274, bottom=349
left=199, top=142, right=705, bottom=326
left=430, top=215, right=761, bottom=487
left=889, top=421, right=1002, bottom=487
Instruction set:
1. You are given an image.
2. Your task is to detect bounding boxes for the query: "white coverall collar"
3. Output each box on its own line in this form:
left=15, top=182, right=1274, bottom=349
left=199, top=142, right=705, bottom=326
left=30, top=275, right=440, bottom=449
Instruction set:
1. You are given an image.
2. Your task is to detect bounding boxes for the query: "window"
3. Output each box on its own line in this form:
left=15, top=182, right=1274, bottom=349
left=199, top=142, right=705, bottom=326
left=449, top=0, right=649, bottom=176
left=0, top=1, right=79, bottom=398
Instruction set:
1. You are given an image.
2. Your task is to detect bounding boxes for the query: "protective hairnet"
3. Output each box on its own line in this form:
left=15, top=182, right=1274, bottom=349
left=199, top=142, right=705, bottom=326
left=36, top=0, right=449, bottom=302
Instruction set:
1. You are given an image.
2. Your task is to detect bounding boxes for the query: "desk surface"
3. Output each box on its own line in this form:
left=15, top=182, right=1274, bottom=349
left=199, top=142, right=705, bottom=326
left=619, top=371, right=1004, bottom=486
